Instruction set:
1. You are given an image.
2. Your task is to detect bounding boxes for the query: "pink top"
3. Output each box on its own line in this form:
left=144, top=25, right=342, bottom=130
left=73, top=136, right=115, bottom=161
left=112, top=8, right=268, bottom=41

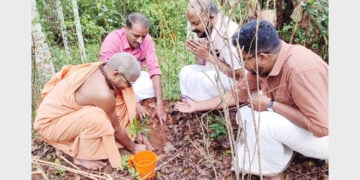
left=236, top=41, right=328, bottom=137
left=99, top=28, right=161, bottom=77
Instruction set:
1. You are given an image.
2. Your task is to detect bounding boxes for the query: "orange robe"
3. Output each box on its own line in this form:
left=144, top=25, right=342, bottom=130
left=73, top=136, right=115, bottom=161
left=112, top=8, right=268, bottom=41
left=34, top=62, right=136, bottom=168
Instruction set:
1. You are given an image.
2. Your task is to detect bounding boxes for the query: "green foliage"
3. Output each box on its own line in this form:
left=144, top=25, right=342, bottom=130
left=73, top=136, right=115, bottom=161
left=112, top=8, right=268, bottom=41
left=128, top=116, right=150, bottom=138
left=56, top=168, right=66, bottom=177
left=157, top=171, right=164, bottom=177
left=128, top=167, right=140, bottom=179
left=210, top=123, right=227, bottom=140
left=156, top=42, right=195, bottom=100
left=54, top=158, right=66, bottom=177
left=32, top=128, right=40, bottom=141
left=36, top=0, right=188, bottom=47
left=116, top=155, right=130, bottom=171
left=279, top=23, right=294, bottom=41
left=36, top=0, right=123, bottom=45
left=119, top=0, right=188, bottom=45
left=77, top=0, right=124, bottom=44
left=278, top=0, right=328, bottom=62
left=31, top=54, right=42, bottom=124
left=220, top=0, right=248, bottom=25
left=221, top=149, right=231, bottom=156
left=35, top=0, right=59, bottom=46
left=46, top=154, right=53, bottom=161
left=207, top=115, right=227, bottom=140
left=50, top=44, right=100, bottom=72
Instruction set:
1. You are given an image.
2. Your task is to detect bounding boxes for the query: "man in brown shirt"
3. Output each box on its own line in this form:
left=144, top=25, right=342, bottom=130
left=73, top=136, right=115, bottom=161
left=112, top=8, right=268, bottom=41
left=175, top=20, right=328, bottom=179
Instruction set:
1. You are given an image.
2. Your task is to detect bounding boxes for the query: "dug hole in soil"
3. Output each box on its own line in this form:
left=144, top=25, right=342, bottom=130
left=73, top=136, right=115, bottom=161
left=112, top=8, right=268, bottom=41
left=32, top=98, right=329, bottom=180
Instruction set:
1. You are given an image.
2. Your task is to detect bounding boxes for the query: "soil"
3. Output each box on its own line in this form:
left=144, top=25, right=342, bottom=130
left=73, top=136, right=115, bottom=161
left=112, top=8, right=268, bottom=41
left=32, top=98, right=329, bottom=180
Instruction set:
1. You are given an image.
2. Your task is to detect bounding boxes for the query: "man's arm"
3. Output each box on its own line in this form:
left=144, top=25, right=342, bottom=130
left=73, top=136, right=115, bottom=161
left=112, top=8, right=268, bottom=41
left=248, top=94, right=309, bottom=129
left=141, top=36, right=167, bottom=124
left=96, top=96, right=146, bottom=153
left=151, top=74, right=167, bottom=124
left=109, top=112, right=139, bottom=152
left=175, top=89, right=237, bottom=113
left=77, top=88, right=145, bottom=153
left=249, top=70, right=328, bottom=137
left=288, top=70, right=328, bottom=137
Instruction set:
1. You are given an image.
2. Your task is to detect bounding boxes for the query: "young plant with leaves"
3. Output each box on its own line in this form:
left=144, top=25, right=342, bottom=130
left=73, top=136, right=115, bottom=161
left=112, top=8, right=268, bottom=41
left=207, top=114, right=227, bottom=141
left=116, top=155, right=130, bottom=171
left=129, top=116, right=151, bottom=138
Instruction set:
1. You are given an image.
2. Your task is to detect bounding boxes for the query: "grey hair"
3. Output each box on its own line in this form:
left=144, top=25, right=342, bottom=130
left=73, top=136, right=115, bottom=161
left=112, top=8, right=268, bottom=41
left=125, top=12, right=150, bottom=29
left=106, top=52, right=141, bottom=80
left=188, top=0, right=219, bottom=16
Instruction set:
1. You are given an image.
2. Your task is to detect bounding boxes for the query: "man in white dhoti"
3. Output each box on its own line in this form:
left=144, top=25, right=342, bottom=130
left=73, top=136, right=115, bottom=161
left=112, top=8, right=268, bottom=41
left=180, top=0, right=243, bottom=101
left=175, top=20, right=328, bottom=179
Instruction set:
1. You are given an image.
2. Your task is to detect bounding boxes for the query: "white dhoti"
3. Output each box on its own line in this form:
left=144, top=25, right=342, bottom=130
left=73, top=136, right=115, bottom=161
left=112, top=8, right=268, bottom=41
left=179, top=64, right=236, bottom=101
left=132, top=71, right=155, bottom=102
left=236, top=106, right=328, bottom=175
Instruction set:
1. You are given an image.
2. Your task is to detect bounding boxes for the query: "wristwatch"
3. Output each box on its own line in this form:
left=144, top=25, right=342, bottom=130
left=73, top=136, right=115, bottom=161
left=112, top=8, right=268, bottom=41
left=267, top=99, right=275, bottom=112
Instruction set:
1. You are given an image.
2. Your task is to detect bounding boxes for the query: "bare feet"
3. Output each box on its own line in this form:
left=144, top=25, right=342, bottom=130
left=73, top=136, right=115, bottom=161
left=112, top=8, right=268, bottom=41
left=73, top=158, right=107, bottom=171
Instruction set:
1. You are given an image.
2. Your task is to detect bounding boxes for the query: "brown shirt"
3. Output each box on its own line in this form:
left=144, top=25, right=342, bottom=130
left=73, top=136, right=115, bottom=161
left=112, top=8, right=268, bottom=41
left=237, top=41, right=328, bottom=137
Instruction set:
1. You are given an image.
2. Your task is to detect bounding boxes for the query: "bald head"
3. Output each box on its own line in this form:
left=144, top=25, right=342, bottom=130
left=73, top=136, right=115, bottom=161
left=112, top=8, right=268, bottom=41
left=187, top=0, right=218, bottom=17
left=187, top=0, right=219, bottom=38
left=106, top=52, right=141, bottom=81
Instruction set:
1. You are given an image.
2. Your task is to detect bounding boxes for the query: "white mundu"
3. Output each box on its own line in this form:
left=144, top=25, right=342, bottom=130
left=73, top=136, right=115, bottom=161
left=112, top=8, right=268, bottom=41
left=236, top=106, right=328, bottom=175
left=132, top=71, right=155, bottom=102
left=180, top=14, right=242, bottom=101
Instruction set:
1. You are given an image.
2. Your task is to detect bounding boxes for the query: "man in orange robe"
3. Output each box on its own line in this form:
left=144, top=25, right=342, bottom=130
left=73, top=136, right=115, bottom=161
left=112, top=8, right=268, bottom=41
left=34, top=52, right=148, bottom=170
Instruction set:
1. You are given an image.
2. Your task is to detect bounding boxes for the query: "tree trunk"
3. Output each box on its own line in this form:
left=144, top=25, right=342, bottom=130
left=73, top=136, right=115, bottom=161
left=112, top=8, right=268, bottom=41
left=31, top=0, right=55, bottom=84
left=55, top=0, right=71, bottom=59
left=72, top=0, right=87, bottom=63
left=32, top=0, right=56, bottom=108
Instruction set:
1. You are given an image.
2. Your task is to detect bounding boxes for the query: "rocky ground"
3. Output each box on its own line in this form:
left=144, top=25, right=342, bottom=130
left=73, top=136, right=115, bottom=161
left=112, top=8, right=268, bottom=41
left=32, top=98, right=328, bottom=180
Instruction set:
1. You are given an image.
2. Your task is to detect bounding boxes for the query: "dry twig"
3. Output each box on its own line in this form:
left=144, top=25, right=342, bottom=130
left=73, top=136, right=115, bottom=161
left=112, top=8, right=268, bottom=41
left=32, top=157, right=117, bottom=180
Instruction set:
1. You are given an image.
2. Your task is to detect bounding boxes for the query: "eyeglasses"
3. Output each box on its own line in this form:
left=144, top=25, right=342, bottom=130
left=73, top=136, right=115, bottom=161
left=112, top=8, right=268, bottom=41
left=243, top=52, right=271, bottom=62
left=244, top=54, right=257, bottom=62
left=120, top=72, right=134, bottom=87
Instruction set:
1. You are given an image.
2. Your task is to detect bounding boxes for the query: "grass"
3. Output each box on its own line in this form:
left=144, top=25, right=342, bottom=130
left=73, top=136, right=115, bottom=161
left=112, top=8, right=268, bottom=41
left=156, top=40, right=195, bottom=100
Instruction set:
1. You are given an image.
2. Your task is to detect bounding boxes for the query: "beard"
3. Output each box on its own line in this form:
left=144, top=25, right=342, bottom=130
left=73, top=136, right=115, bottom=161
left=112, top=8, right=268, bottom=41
left=250, top=66, right=269, bottom=76
left=193, top=29, right=208, bottom=38
left=198, top=31, right=208, bottom=38
left=193, top=23, right=212, bottom=38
